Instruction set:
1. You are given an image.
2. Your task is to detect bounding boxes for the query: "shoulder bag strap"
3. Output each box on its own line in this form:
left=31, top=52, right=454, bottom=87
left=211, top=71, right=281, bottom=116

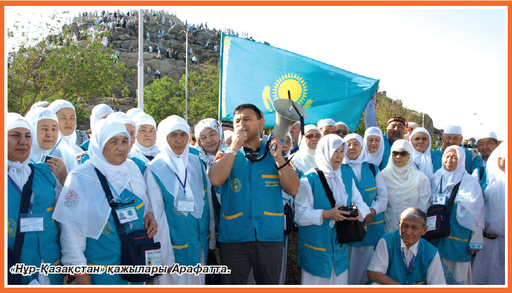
left=11, top=164, right=36, bottom=263
left=446, top=181, right=462, bottom=209
left=94, top=168, right=128, bottom=239
left=315, top=168, right=335, bottom=208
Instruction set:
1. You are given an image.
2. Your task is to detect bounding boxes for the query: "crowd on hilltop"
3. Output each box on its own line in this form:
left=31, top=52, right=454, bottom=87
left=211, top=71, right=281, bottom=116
left=7, top=89, right=505, bottom=286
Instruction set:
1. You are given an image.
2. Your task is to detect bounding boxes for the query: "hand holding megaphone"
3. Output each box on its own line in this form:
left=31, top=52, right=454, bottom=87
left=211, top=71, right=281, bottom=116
left=269, top=137, right=284, bottom=160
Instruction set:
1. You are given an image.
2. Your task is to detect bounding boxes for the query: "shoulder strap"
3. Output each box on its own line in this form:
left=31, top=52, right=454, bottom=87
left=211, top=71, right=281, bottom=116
left=11, top=164, right=36, bottom=264
left=94, top=168, right=127, bottom=237
left=478, top=166, right=485, bottom=181
left=446, top=181, right=462, bottom=208
left=315, top=168, right=335, bottom=208
left=368, top=163, right=377, bottom=178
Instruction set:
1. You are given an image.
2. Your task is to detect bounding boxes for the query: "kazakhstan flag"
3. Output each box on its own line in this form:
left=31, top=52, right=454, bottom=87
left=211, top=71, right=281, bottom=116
left=219, top=34, right=380, bottom=130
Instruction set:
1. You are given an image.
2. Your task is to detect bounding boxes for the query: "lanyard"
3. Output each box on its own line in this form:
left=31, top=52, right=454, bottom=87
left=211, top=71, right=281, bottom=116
left=8, top=175, right=33, bottom=212
left=175, top=169, right=188, bottom=197
left=48, top=138, right=62, bottom=156
left=402, top=249, right=416, bottom=276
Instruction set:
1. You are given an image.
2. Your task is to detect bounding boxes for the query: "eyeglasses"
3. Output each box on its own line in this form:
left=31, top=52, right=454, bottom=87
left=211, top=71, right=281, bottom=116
left=392, top=150, right=410, bottom=157
left=335, top=129, right=348, bottom=135
left=305, top=133, right=321, bottom=139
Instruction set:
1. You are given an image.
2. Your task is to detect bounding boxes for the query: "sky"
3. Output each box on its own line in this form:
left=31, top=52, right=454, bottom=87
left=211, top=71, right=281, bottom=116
left=4, top=5, right=508, bottom=140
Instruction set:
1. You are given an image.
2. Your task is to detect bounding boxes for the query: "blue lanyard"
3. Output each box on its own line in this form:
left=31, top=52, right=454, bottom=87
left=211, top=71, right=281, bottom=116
left=175, top=169, right=188, bottom=197
left=402, top=249, right=416, bottom=276
left=8, top=175, right=33, bottom=212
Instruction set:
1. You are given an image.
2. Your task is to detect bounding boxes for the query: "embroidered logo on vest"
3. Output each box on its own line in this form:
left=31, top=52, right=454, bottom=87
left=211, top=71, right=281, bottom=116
left=8, top=218, right=16, bottom=237
left=230, top=178, right=242, bottom=193
left=102, top=221, right=112, bottom=235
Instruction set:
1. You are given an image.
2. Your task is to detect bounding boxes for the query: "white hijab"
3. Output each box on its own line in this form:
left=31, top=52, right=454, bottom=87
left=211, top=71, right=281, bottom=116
left=410, top=127, right=434, bottom=179
left=131, top=114, right=160, bottom=163
left=194, top=118, right=225, bottom=170
left=52, top=119, right=148, bottom=239
left=431, top=145, right=485, bottom=232
left=381, top=139, right=421, bottom=202
left=363, top=127, right=384, bottom=167
left=483, top=141, right=506, bottom=234
left=7, top=113, right=33, bottom=188
left=315, top=134, right=347, bottom=228
left=152, top=115, right=204, bottom=218
left=292, top=125, right=319, bottom=173
left=48, top=100, right=83, bottom=155
left=90, top=104, right=114, bottom=132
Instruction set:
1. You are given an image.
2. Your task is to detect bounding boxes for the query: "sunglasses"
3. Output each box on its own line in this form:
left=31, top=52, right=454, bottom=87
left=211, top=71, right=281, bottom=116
left=335, top=129, right=348, bottom=135
left=392, top=150, right=410, bottom=157
left=305, top=133, right=321, bottom=139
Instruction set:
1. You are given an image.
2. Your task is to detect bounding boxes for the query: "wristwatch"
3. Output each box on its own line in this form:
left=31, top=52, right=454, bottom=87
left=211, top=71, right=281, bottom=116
left=225, top=147, right=238, bottom=157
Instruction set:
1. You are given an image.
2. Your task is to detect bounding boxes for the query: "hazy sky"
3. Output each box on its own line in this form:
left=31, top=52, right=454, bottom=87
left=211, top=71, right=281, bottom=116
left=5, top=5, right=507, bottom=140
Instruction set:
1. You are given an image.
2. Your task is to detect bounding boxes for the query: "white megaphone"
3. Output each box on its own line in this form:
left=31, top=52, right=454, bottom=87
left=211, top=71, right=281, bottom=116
left=270, top=98, right=308, bottom=143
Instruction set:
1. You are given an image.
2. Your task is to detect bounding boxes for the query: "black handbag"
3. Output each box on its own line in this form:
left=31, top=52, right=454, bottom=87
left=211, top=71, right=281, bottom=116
left=316, top=168, right=367, bottom=245
left=8, top=164, right=35, bottom=285
left=95, top=168, right=160, bottom=283
left=423, top=181, right=461, bottom=241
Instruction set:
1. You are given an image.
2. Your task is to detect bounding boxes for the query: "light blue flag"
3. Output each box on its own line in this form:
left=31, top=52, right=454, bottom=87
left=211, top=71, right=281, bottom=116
left=219, top=34, right=380, bottom=130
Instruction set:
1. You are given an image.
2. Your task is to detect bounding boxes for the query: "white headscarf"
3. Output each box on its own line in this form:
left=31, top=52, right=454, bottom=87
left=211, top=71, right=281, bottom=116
left=343, top=133, right=369, bottom=166
left=131, top=114, right=160, bottom=163
left=25, top=107, right=60, bottom=162
left=48, top=99, right=83, bottom=155
left=194, top=118, right=225, bottom=170
left=483, top=141, right=506, bottom=235
left=364, top=127, right=384, bottom=167
left=410, top=127, right=434, bottom=179
left=126, top=107, right=144, bottom=118
left=52, top=119, right=148, bottom=239
left=7, top=113, right=33, bottom=188
left=381, top=140, right=421, bottom=203
left=292, top=125, right=319, bottom=173
left=315, top=134, right=348, bottom=228
left=90, top=104, right=114, bottom=132
left=152, top=115, right=204, bottom=218
left=431, top=145, right=485, bottom=232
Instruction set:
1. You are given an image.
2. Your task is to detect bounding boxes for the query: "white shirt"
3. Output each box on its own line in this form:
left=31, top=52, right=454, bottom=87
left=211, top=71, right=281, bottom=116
left=367, top=237, right=446, bottom=285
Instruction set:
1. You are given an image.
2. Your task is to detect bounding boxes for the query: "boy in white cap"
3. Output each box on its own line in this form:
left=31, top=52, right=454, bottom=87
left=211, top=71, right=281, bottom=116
left=431, top=125, right=483, bottom=174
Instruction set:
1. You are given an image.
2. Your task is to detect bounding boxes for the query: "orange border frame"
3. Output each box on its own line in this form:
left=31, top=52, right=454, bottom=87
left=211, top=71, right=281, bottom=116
left=2, top=1, right=510, bottom=292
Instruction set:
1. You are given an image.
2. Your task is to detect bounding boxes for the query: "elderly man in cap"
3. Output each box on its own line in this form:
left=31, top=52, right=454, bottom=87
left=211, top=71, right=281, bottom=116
left=431, top=125, right=483, bottom=174
left=471, top=130, right=499, bottom=192
left=367, top=207, right=446, bottom=285
left=317, top=118, right=337, bottom=137
left=335, top=121, right=349, bottom=138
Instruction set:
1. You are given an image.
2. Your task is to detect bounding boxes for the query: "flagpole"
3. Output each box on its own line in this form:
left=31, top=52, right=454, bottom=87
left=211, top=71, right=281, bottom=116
left=137, top=9, right=144, bottom=110
left=180, top=26, right=191, bottom=123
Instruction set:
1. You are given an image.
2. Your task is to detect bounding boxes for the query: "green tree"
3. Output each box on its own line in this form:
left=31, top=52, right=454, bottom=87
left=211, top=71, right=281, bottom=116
left=142, top=62, right=220, bottom=126
left=7, top=11, right=133, bottom=121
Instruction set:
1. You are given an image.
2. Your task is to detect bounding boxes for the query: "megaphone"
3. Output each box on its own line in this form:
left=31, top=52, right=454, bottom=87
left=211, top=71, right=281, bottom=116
left=271, top=99, right=308, bottom=140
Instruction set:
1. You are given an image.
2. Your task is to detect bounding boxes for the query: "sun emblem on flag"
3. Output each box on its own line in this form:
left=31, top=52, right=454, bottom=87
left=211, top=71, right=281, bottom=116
left=263, top=73, right=312, bottom=112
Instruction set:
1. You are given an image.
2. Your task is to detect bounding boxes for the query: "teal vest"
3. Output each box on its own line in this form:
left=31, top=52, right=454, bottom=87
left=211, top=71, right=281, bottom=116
left=130, top=156, right=146, bottom=175
left=218, top=142, right=284, bottom=243
left=383, top=230, right=438, bottom=285
left=342, top=162, right=385, bottom=247
left=476, top=166, right=487, bottom=196
left=297, top=170, right=353, bottom=278
left=380, top=135, right=391, bottom=170
left=84, top=189, right=145, bottom=285
left=8, top=163, right=63, bottom=285
left=150, top=165, right=210, bottom=266
left=432, top=148, right=482, bottom=174
left=80, top=139, right=90, bottom=151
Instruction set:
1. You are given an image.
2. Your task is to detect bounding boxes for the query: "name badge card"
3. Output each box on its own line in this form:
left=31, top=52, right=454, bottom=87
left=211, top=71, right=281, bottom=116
left=433, top=195, right=446, bottom=205
left=177, top=196, right=195, bottom=213
left=426, top=216, right=437, bottom=232
left=145, top=249, right=163, bottom=266
left=116, top=207, right=138, bottom=224
left=19, top=213, right=44, bottom=233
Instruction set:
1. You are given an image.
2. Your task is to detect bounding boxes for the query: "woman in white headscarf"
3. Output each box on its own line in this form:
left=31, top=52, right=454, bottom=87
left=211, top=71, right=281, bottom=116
left=291, top=125, right=321, bottom=176
left=342, top=133, right=388, bottom=285
left=48, top=100, right=87, bottom=154
left=381, top=139, right=431, bottom=233
left=130, top=113, right=160, bottom=164
left=80, top=104, right=114, bottom=151
left=194, top=118, right=225, bottom=171
left=53, top=119, right=156, bottom=285
left=363, top=127, right=386, bottom=170
left=7, top=113, right=63, bottom=285
left=295, top=134, right=369, bottom=285
left=145, top=115, right=215, bottom=285
left=472, top=142, right=506, bottom=285
left=410, top=127, right=434, bottom=179
left=429, top=145, right=485, bottom=285
left=25, top=107, right=76, bottom=184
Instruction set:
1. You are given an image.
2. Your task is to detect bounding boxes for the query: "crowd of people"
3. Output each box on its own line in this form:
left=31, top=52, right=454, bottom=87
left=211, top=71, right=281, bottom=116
left=7, top=92, right=505, bottom=286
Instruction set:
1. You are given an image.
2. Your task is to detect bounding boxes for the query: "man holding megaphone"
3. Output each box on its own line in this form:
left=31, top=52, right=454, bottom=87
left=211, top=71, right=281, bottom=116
left=209, top=103, right=300, bottom=285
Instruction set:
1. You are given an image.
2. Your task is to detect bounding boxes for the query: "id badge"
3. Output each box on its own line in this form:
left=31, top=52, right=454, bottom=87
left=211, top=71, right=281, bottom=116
left=177, top=195, right=195, bottom=212
left=19, top=213, right=44, bottom=233
left=426, top=216, right=437, bottom=232
left=116, top=207, right=139, bottom=224
left=433, top=195, right=446, bottom=205
left=145, top=249, right=163, bottom=266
